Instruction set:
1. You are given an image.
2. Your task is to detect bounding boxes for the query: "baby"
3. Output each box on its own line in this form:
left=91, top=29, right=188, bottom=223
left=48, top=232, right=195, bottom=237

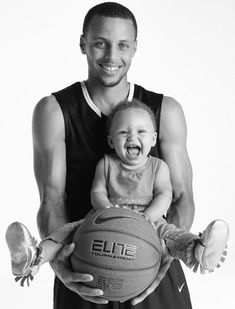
left=6, top=100, right=229, bottom=287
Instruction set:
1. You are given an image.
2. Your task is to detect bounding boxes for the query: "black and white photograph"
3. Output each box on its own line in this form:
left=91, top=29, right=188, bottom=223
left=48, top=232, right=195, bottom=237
left=1, top=1, right=234, bottom=308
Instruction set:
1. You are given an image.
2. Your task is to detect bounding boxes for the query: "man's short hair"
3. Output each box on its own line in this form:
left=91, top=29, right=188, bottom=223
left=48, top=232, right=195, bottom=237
left=107, top=100, right=157, bottom=133
left=83, top=2, right=138, bottom=40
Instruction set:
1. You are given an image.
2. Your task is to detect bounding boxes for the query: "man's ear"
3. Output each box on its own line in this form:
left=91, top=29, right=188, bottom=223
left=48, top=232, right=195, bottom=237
left=80, top=35, right=86, bottom=54
left=133, top=40, right=138, bottom=56
left=107, top=135, right=114, bottom=149
left=151, top=132, right=157, bottom=147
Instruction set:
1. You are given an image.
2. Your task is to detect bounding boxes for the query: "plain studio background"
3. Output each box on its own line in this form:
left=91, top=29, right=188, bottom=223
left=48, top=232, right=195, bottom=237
left=1, top=0, right=234, bottom=308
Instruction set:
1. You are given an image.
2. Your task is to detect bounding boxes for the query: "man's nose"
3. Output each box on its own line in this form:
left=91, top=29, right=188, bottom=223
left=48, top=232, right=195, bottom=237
left=105, top=45, right=118, bottom=61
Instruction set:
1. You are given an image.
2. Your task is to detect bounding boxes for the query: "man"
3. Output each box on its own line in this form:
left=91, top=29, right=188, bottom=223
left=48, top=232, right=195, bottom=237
left=33, top=2, right=194, bottom=308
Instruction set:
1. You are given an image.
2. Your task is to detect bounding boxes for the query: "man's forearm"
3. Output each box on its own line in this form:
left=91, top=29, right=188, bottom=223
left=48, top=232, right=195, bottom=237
left=37, top=200, right=68, bottom=239
left=166, top=193, right=195, bottom=231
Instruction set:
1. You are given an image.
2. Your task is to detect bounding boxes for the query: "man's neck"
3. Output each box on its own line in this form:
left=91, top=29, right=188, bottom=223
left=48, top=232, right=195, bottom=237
left=85, top=78, right=130, bottom=116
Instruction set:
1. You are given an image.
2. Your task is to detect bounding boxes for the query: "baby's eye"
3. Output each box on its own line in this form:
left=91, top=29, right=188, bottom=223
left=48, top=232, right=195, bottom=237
left=138, top=129, right=146, bottom=134
left=118, top=130, right=128, bottom=135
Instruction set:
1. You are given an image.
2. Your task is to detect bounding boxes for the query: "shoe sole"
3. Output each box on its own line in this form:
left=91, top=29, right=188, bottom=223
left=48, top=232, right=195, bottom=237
left=5, top=222, right=36, bottom=276
left=196, top=219, right=229, bottom=270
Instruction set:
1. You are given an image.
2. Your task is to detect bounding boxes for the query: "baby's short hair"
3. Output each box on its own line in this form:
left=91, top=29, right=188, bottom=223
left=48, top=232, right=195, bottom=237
left=107, top=99, right=157, bottom=133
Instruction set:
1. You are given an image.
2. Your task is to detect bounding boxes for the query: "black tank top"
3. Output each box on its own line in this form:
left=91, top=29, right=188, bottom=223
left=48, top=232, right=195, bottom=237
left=52, top=82, right=163, bottom=221
left=52, top=82, right=192, bottom=309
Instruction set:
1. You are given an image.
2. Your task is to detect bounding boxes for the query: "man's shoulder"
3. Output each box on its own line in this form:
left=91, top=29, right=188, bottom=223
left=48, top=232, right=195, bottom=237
left=34, top=81, right=82, bottom=117
left=34, top=95, right=61, bottom=117
left=33, top=95, right=64, bottom=133
left=159, top=95, right=187, bottom=142
left=135, top=84, right=181, bottom=110
left=32, top=94, right=65, bottom=144
left=134, top=83, right=163, bottom=100
left=161, top=96, right=185, bottom=122
left=52, top=81, right=81, bottom=97
left=162, top=95, right=182, bottom=108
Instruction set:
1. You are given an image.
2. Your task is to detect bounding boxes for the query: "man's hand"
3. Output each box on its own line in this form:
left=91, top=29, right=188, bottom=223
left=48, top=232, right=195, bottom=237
left=131, top=240, right=173, bottom=305
left=50, top=243, right=109, bottom=304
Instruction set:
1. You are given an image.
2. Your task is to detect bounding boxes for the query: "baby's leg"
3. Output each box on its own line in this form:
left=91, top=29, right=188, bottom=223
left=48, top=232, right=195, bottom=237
left=38, top=220, right=84, bottom=264
left=5, top=220, right=84, bottom=286
left=155, top=218, right=229, bottom=273
left=155, top=218, right=199, bottom=268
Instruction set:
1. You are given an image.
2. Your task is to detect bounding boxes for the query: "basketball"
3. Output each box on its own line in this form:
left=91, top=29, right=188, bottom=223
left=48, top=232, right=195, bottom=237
left=71, top=207, right=162, bottom=301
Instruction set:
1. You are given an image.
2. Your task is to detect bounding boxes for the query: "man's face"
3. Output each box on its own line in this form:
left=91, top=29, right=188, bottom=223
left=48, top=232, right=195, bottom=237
left=81, top=16, right=137, bottom=87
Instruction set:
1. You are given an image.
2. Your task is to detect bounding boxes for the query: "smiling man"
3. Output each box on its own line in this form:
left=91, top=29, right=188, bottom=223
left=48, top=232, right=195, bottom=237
left=33, top=2, right=194, bottom=309
left=80, top=15, right=137, bottom=89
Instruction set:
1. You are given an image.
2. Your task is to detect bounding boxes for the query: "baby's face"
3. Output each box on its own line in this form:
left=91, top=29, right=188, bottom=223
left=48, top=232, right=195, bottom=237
left=108, top=108, right=157, bottom=167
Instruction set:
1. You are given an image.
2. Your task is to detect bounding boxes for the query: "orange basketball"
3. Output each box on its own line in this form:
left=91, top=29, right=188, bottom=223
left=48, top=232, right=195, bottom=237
left=71, top=207, right=162, bottom=301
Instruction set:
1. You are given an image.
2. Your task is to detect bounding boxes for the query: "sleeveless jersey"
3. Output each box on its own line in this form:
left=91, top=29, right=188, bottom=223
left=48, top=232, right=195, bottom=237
left=52, top=82, right=162, bottom=220
left=51, top=81, right=192, bottom=309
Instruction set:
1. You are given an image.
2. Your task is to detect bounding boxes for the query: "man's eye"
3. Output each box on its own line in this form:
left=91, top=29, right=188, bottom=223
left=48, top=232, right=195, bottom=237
left=119, top=43, right=129, bottom=50
left=94, top=41, right=105, bottom=48
left=138, top=130, right=146, bottom=134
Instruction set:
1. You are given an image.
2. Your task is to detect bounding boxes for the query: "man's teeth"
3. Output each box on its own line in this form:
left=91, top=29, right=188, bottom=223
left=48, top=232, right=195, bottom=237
left=101, top=65, right=119, bottom=71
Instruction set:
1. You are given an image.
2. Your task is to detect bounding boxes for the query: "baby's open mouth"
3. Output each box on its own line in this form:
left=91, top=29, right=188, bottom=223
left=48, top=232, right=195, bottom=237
left=126, top=145, right=140, bottom=156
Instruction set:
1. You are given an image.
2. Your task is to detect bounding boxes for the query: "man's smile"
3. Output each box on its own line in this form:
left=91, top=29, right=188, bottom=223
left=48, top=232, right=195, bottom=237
left=99, top=64, right=120, bottom=71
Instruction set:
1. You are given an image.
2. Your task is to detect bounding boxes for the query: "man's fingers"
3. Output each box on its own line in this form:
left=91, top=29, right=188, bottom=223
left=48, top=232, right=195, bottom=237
left=131, top=276, right=162, bottom=305
left=66, top=282, right=108, bottom=304
left=62, top=269, right=94, bottom=285
left=81, top=295, right=109, bottom=304
left=50, top=242, right=109, bottom=303
left=74, top=284, right=103, bottom=297
left=131, top=255, right=173, bottom=305
left=59, top=243, right=75, bottom=258
left=131, top=277, right=158, bottom=305
left=160, top=256, right=173, bottom=272
left=70, top=273, right=93, bottom=282
left=131, top=291, right=148, bottom=306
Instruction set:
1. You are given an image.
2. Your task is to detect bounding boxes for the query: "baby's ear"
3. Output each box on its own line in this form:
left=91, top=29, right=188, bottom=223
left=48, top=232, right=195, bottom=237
left=152, top=132, right=157, bottom=147
left=107, top=135, right=114, bottom=148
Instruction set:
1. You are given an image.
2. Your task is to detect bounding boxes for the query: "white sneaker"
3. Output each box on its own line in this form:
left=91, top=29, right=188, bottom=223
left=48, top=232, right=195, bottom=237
left=5, top=222, right=40, bottom=286
left=195, top=220, right=229, bottom=272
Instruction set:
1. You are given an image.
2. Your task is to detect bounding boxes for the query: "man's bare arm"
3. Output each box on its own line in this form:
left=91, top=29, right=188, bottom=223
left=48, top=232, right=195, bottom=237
left=159, top=96, right=195, bottom=231
left=32, top=95, right=68, bottom=237
left=32, top=96, right=108, bottom=304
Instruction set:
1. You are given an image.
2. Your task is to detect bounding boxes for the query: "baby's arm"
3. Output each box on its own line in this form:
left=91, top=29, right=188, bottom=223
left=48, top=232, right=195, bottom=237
left=144, top=160, right=172, bottom=222
left=91, top=158, right=113, bottom=210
